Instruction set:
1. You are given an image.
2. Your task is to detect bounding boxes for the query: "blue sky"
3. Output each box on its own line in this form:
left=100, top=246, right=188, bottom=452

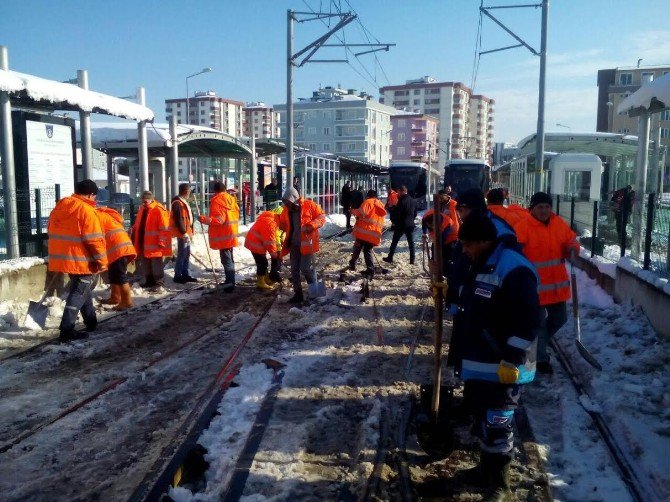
left=2, top=0, right=669, bottom=144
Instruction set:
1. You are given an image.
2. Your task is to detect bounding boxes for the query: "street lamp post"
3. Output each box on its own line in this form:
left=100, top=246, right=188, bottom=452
left=185, top=67, right=212, bottom=181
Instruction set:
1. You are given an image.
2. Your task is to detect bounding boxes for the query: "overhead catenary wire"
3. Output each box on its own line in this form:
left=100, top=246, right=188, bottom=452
left=470, top=1, right=484, bottom=92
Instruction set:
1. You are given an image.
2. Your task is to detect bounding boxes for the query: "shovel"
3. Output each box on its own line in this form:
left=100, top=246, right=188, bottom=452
left=570, top=261, right=603, bottom=371
left=307, top=256, right=327, bottom=298
left=24, top=272, right=62, bottom=329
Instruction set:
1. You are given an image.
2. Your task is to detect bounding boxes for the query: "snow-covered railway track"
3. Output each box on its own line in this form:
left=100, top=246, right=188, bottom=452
left=550, top=339, right=665, bottom=502
left=0, top=286, right=281, bottom=501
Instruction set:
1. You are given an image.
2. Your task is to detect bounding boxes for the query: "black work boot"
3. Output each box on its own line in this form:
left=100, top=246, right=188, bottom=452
left=481, top=453, right=513, bottom=502
left=59, top=330, right=89, bottom=342
left=347, top=260, right=356, bottom=271
left=288, top=291, right=304, bottom=304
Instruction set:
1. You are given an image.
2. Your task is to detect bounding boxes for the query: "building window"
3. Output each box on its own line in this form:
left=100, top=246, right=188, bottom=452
left=414, top=89, right=421, bottom=95
left=641, top=72, right=654, bottom=84
left=619, top=73, right=633, bottom=85
left=177, top=111, right=181, bottom=116
left=397, top=132, right=405, bottom=141
left=201, top=119, right=206, bottom=124
left=413, top=99, right=420, bottom=105
left=323, top=143, right=331, bottom=151
left=662, top=109, right=670, bottom=121
left=201, top=110, right=205, bottom=115
left=308, top=143, right=317, bottom=151
left=348, top=142, right=356, bottom=151
left=395, top=90, right=409, bottom=96
left=308, top=127, right=317, bottom=135
left=397, top=119, right=406, bottom=128
left=397, top=146, right=405, bottom=155
left=661, top=128, right=670, bottom=139
left=425, top=108, right=440, bottom=115
left=323, top=127, right=331, bottom=135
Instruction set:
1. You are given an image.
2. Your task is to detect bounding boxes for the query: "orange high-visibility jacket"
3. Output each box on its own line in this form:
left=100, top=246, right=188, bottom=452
left=201, top=191, right=239, bottom=250
left=47, top=194, right=107, bottom=275
left=244, top=211, right=279, bottom=255
left=352, top=197, right=387, bottom=246
left=514, top=213, right=580, bottom=305
left=488, top=204, right=527, bottom=228
left=386, top=190, right=399, bottom=208
left=96, top=207, right=136, bottom=264
left=170, top=197, right=194, bottom=237
left=422, top=208, right=456, bottom=245
left=447, top=198, right=460, bottom=238
left=279, top=198, right=326, bottom=256
left=131, top=201, right=172, bottom=258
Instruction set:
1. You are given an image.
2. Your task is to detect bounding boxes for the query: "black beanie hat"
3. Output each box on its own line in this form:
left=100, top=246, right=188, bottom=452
left=75, top=179, right=98, bottom=196
left=458, top=211, right=497, bottom=242
left=456, top=188, right=486, bottom=210
left=486, top=188, right=505, bottom=205
left=529, top=191, right=552, bottom=209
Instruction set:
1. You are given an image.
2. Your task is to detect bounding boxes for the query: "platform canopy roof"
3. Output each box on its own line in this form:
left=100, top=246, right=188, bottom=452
left=297, top=153, right=389, bottom=175
left=89, top=122, right=252, bottom=158
left=518, top=131, right=639, bottom=157
left=618, top=72, right=670, bottom=117
left=0, top=69, right=153, bottom=121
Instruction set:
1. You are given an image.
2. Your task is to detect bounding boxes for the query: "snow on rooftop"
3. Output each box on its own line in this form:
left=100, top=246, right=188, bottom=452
left=0, top=69, right=154, bottom=122
left=88, top=122, right=225, bottom=145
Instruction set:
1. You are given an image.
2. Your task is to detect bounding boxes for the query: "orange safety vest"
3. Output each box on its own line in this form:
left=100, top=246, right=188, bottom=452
left=488, top=204, right=527, bottom=228
left=131, top=200, right=172, bottom=258
left=203, top=191, right=239, bottom=250
left=96, top=207, right=136, bottom=264
left=447, top=198, right=460, bottom=237
left=169, top=197, right=194, bottom=237
left=423, top=208, right=456, bottom=245
left=352, top=197, right=387, bottom=246
left=244, top=211, right=279, bottom=255
left=279, top=198, right=326, bottom=256
left=514, top=213, right=580, bottom=305
left=386, top=190, right=398, bottom=208
left=47, top=194, right=107, bottom=275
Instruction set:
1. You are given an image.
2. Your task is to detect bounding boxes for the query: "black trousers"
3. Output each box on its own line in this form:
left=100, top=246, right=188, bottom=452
left=463, top=380, right=520, bottom=460
left=252, top=253, right=281, bottom=276
left=108, top=256, right=129, bottom=285
left=387, top=226, right=415, bottom=263
left=350, top=239, right=374, bottom=270
left=343, top=207, right=352, bottom=228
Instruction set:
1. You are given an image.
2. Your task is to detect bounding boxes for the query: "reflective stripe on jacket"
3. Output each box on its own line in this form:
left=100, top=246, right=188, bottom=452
left=47, top=194, right=107, bottom=274
left=96, top=207, right=136, bottom=264
left=132, top=201, right=172, bottom=258
left=456, top=242, right=541, bottom=384
left=170, top=197, right=193, bottom=237
left=204, top=191, right=239, bottom=250
left=514, top=213, right=579, bottom=305
left=352, top=197, right=386, bottom=246
left=244, top=211, right=279, bottom=255
left=278, top=198, right=326, bottom=256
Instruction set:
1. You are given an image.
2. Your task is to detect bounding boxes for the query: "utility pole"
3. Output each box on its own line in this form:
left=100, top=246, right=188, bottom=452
left=77, top=70, right=93, bottom=181
left=285, top=9, right=394, bottom=192
left=0, top=45, right=19, bottom=258
left=479, top=0, right=549, bottom=191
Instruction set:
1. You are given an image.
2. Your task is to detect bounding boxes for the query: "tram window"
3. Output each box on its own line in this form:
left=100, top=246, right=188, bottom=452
left=416, top=172, right=427, bottom=197
left=564, top=171, right=591, bottom=201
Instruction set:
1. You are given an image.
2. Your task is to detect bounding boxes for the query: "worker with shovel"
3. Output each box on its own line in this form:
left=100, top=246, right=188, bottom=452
left=244, top=210, right=282, bottom=290
left=278, top=187, right=326, bottom=304
left=47, top=180, right=108, bottom=341
left=348, top=189, right=386, bottom=277
left=514, top=191, right=580, bottom=375
left=451, top=212, right=541, bottom=501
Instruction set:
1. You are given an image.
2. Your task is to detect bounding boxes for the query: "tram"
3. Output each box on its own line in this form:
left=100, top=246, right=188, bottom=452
left=443, top=159, right=490, bottom=199
left=389, top=161, right=428, bottom=210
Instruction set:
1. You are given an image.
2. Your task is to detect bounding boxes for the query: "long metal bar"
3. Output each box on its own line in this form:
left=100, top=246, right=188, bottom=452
left=304, top=59, right=349, bottom=63
left=250, top=135, right=256, bottom=222
left=534, top=0, right=549, bottom=192
left=354, top=47, right=390, bottom=57
left=321, top=43, right=394, bottom=47
left=480, top=8, right=539, bottom=55
left=77, top=70, right=93, bottom=181
left=632, top=110, right=651, bottom=257
left=292, top=11, right=344, bottom=17
left=170, top=115, right=179, bottom=199
left=484, top=3, right=542, bottom=8
left=479, top=43, right=524, bottom=56
left=0, top=45, right=19, bottom=258
left=295, top=14, right=356, bottom=65
left=137, top=87, right=149, bottom=192
left=286, top=10, right=295, bottom=185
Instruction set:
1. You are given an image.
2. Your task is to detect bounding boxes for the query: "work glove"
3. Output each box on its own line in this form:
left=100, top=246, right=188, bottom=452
left=497, top=360, right=519, bottom=384
left=445, top=303, right=458, bottom=321
left=270, top=252, right=280, bottom=260
left=198, top=215, right=207, bottom=224
left=430, top=280, right=447, bottom=299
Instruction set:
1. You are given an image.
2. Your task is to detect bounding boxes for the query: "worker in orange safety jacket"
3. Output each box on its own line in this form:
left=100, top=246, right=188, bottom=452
left=245, top=210, right=282, bottom=290
left=279, top=187, right=326, bottom=304
left=349, top=189, right=387, bottom=277
left=514, top=191, right=580, bottom=374
left=131, top=190, right=172, bottom=289
left=47, top=179, right=107, bottom=341
left=486, top=188, right=528, bottom=228
left=170, top=183, right=196, bottom=284
left=199, top=181, right=240, bottom=293
left=96, top=205, right=136, bottom=310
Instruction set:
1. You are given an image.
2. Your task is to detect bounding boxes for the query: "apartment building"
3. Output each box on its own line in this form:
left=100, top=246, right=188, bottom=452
left=390, top=113, right=439, bottom=168
left=165, top=91, right=245, bottom=179
left=275, top=86, right=397, bottom=166
left=380, top=76, right=496, bottom=166
left=243, top=102, right=280, bottom=139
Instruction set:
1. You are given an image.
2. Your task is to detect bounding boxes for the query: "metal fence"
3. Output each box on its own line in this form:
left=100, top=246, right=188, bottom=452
left=556, top=193, right=670, bottom=279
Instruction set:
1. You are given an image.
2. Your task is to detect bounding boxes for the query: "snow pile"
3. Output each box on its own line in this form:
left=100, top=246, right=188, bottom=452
left=0, top=69, right=154, bottom=121
left=525, top=269, right=670, bottom=501
left=0, top=257, right=45, bottom=275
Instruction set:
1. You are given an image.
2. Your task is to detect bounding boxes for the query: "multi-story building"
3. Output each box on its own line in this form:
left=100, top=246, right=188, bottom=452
left=390, top=113, right=439, bottom=168
left=380, top=76, right=496, bottom=166
left=165, top=91, right=245, bottom=180
left=597, top=65, right=670, bottom=179
left=243, top=102, right=280, bottom=139
left=275, top=86, right=397, bottom=166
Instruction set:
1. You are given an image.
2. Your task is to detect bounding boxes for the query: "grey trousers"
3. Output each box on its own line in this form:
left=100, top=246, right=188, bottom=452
left=289, top=247, right=316, bottom=294
left=538, top=301, right=568, bottom=363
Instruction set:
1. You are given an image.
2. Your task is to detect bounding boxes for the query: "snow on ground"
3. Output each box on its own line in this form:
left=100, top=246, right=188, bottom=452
left=524, top=268, right=670, bottom=501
